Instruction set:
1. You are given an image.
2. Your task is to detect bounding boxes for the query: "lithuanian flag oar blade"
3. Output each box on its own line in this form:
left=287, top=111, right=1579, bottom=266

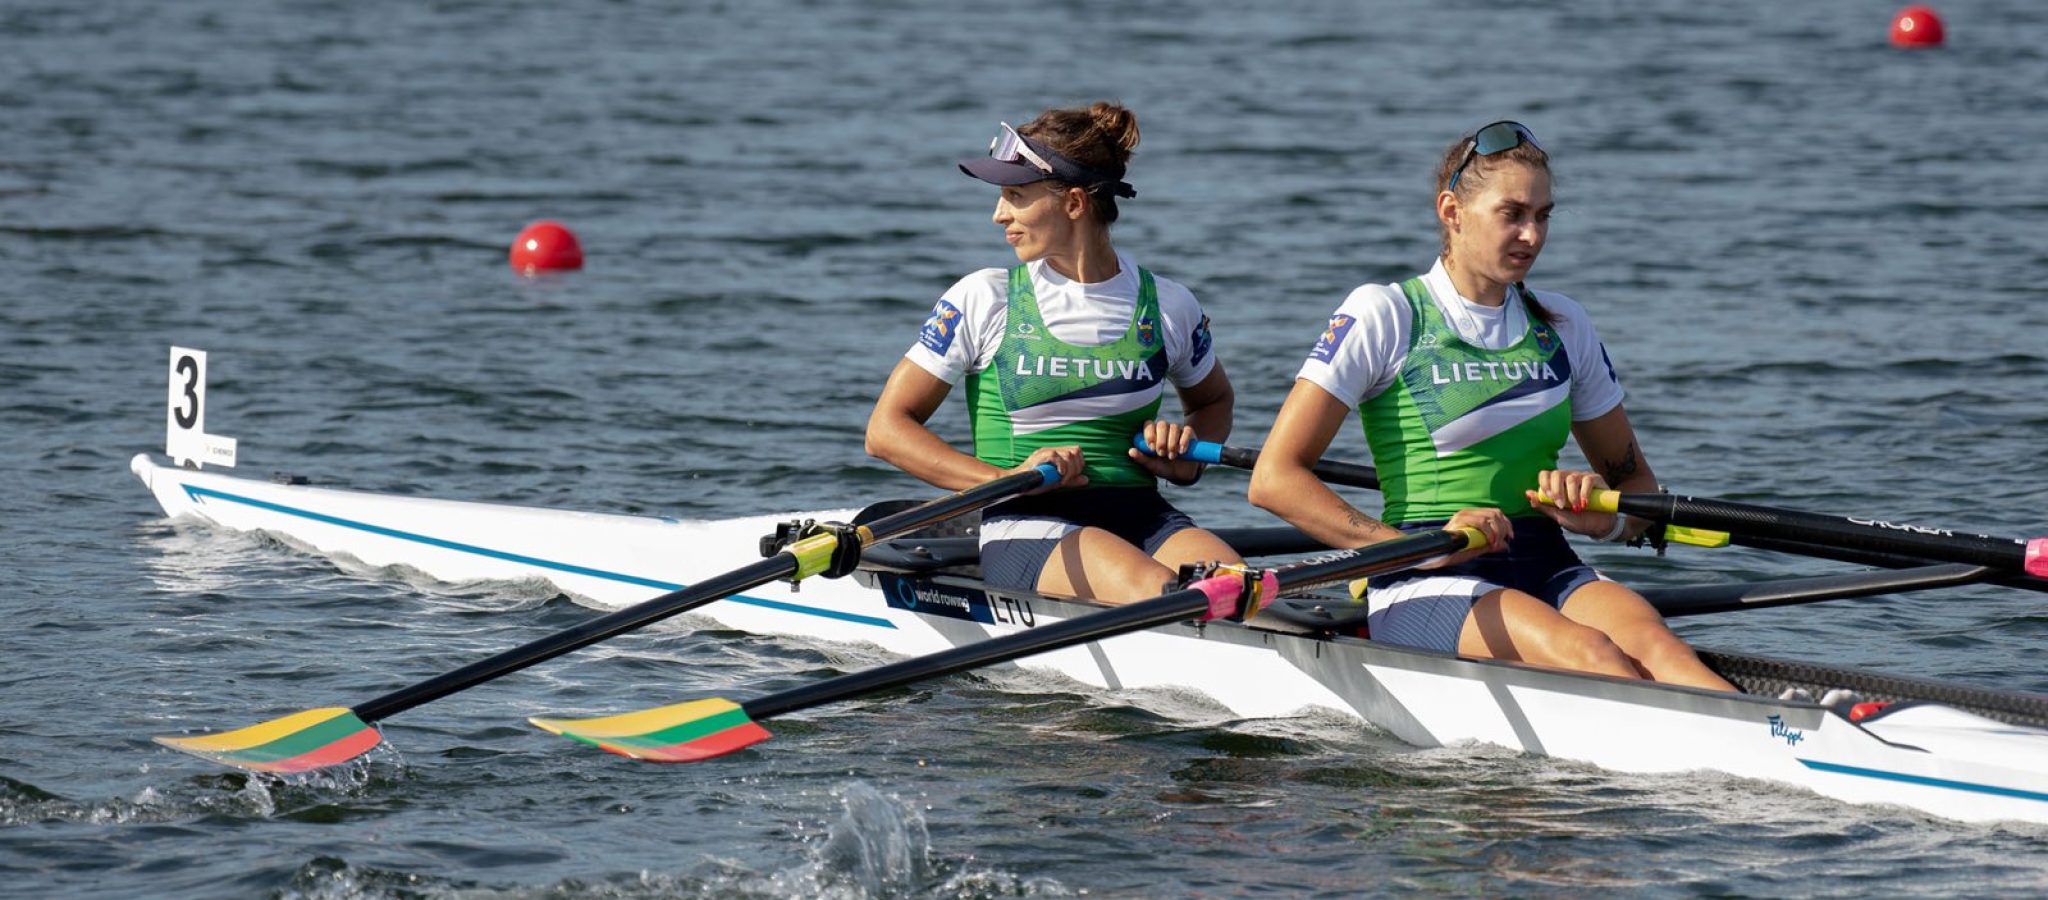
left=153, top=707, right=382, bottom=773
left=529, top=698, right=769, bottom=763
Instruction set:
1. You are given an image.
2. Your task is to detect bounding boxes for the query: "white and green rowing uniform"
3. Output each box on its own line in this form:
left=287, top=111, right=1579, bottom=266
left=904, top=254, right=1218, bottom=587
left=1295, top=258, right=1626, bottom=652
left=1298, top=258, right=1624, bottom=521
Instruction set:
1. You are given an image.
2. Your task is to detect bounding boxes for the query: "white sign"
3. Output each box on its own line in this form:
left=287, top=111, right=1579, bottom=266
left=166, top=346, right=237, bottom=469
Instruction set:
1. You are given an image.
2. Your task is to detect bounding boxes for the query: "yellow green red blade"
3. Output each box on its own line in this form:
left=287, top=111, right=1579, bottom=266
left=152, top=707, right=382, bottom=774
left=529, top=698, right=770, bottom=763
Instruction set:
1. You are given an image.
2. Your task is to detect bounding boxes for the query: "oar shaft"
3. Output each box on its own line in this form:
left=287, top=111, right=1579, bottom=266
left=1729, top=533, right=2048, bottom=595
left=356, top=554, right=799, bottom=722
left=740, top=527, right=1476, bottom=723
left=1600, top=491, right=2045, bottom=575
left=742, top=586, right=1213, bottom=721
left=1646, top=564, right=1996, bottom=617
left=355, top=464, right=1058, bottom=723
left=1134, top=437, right=1380, bottom=490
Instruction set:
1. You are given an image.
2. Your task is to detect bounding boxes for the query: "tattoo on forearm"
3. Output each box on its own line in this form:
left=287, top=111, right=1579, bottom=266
left=1603, top=442, right=1640, bottom=485
left=1343, top=503, right=1399, bottom=541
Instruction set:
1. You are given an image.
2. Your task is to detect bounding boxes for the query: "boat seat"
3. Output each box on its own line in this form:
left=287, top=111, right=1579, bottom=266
left=1259, top=593, right=1374, bottom=632
left=862, top=536, right=982, bottom=573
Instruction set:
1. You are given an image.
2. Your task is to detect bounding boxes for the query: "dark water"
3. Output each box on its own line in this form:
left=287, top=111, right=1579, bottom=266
left=6, top=0, right=2048, bottom=895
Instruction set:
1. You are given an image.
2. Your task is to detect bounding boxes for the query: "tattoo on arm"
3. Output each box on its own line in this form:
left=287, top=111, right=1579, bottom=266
left=1343, top=503, right=1400, bottom=542
left=1603, top=442, right=1639, bottom=486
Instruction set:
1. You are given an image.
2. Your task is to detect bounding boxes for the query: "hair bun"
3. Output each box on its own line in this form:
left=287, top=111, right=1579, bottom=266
left=1087, top=102, right=1141, bottom=152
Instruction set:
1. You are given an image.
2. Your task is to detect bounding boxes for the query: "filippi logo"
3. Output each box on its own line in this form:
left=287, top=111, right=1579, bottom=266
left=1767, top=714, right=1805, bottom=746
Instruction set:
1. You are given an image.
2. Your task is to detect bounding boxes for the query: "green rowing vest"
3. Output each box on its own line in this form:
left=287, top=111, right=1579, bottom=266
left=966, top=265, right=1167, bottom=488
left=1361, top=277, right=1572, bottom=523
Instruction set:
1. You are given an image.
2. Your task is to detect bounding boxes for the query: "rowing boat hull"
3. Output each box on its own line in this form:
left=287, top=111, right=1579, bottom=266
left=130, top=454, right=2048, bottom=824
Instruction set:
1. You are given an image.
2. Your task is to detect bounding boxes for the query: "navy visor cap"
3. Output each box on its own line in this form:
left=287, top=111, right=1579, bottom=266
left=959, top=128, right=1135, bottom=197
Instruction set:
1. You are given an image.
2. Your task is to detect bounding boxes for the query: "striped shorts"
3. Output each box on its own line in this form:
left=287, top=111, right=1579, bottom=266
left=1363, top=517, right=1605, bottom=653
left=978, top=487, right=1196, bottom=591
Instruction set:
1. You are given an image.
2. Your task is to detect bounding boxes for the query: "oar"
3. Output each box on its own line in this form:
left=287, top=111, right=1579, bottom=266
left=1556, top=490, right=2048, bottom=579
left=1131, top=434, right=1381, bottom=489
left=1133, top=436, right=1728, bottom=547
left=1644, top=563, right=1998, bottom=617
left=152, top=464, right=1060, bottom=774
left=1722, top=532, right=2048, bottom=595
left=528, top=526, right=1483, bottom=763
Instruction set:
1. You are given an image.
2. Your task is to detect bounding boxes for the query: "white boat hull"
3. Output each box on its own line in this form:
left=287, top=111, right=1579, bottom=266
left=131, top=454, right=2048, bottom=825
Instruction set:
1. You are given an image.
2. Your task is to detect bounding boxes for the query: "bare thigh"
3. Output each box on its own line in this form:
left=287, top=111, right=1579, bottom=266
left=1458, top=588, right=1641, bottom=679
left=1560, top=581, right=1737, bottom=690
left=1152, top=526, right=1242, bottom=570
left=1035, top=526, right=1180, bottom=605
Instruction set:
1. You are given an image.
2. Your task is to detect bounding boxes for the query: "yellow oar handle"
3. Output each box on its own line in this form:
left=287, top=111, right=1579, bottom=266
left=1451, top=525, right=1489, bottom=551
left=1530, top=489, right=1622, bottom=513
left=1529, top=490, right=1731, bottom=547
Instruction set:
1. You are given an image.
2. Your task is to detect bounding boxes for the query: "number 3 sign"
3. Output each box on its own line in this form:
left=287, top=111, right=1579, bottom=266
left=166, top=347, right=238, bottom=469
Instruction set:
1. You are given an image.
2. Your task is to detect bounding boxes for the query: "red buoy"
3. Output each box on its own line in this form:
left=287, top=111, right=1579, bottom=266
left=1890, top=6, right=1945, bottom=48
left=509, top=220, right=584, bottom=274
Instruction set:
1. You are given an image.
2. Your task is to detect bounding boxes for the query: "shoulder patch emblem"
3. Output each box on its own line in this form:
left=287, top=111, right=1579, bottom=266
left=1190, top=314, right=1213, bottom=364
left=1309, top=314, right=1355, bottom=364
left=919, top=300, right=962, bottom=355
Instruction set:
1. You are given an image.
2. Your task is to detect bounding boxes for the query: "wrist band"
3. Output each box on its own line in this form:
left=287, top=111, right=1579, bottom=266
left=1598, top=514, right=1630, bottom=543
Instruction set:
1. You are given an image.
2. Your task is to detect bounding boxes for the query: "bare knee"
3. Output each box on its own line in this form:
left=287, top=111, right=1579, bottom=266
left=1625, top=629, right=1705, bottom=673
left=1550, top=623, right=1635, bottom=675
left=1104, top=561, right=1177, bottom=604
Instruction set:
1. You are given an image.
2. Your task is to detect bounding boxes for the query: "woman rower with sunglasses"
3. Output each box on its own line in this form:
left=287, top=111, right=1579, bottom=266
left=1249, top=122, right=1734, bottom=690
left=866, top=102, right=1240, bottom=604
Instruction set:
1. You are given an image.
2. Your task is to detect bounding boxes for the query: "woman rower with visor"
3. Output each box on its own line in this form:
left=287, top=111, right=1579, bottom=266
left=866, top=102, right=1240, bottom=604
left=1249, top=121, right=1735, bottom=690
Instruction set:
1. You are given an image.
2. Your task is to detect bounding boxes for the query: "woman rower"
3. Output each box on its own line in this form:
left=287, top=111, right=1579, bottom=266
left=865, top=102, right=1240, bottom=604
left=1248, top=121, right=1734, bottom=690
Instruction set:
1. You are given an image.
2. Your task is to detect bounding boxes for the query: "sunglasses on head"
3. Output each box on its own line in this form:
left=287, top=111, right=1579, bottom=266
left=988, top=122, right=1056, bottom=176
left=1446, top=121, right=1541, bottom=193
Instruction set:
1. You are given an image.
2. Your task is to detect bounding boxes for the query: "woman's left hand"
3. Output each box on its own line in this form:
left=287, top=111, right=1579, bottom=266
left=1525, top=469, right=1619, bottom=538
left=1128, top=419, right=1205, bottom=486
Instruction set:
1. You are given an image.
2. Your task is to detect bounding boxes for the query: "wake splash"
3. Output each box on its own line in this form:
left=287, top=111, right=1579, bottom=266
left=0, top=744, right=397, bottom=828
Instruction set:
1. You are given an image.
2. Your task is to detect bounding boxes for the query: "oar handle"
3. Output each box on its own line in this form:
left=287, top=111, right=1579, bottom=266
left=1130, top=436, right=1380, bottom=490
left=1583, top=490, right=2048, bottom=577
left=1130, top=433, right=1226, bottom=465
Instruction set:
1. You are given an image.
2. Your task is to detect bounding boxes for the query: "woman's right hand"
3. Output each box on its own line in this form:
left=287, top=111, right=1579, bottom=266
left=1423, top=507, right=1512, bottom=568
left=1011, top=445, right=1089, bottom=493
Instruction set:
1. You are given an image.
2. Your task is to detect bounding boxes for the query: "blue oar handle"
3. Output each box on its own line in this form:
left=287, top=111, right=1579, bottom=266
left=1129, top=434, right=1225, bottom=465
left=1031, top=462, right=1061, bottom=487
left=1131, top=436, right=1376, bottom=489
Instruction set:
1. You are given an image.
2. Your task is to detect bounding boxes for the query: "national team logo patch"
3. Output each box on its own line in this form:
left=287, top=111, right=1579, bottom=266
left=1136, top=314, right=1158, bottom=347
left=919, top=300, right=962, bottom=355
left=1309, top=314, right=1354, bottom=363
left=1533, top=322, right=1558, bottom=354
left=1190, top=315, right=1213, bottom=364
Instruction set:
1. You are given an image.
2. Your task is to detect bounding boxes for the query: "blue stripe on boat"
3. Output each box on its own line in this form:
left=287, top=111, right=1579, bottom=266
left=179, top=483, right=896, bottom=629
left=1799, top=758, right=2048, bottom=803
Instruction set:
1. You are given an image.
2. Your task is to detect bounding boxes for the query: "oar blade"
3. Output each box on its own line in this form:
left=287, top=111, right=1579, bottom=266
left=530, top=698, right=770, bottom=763
left=153, top=707, right=381, bottom=774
